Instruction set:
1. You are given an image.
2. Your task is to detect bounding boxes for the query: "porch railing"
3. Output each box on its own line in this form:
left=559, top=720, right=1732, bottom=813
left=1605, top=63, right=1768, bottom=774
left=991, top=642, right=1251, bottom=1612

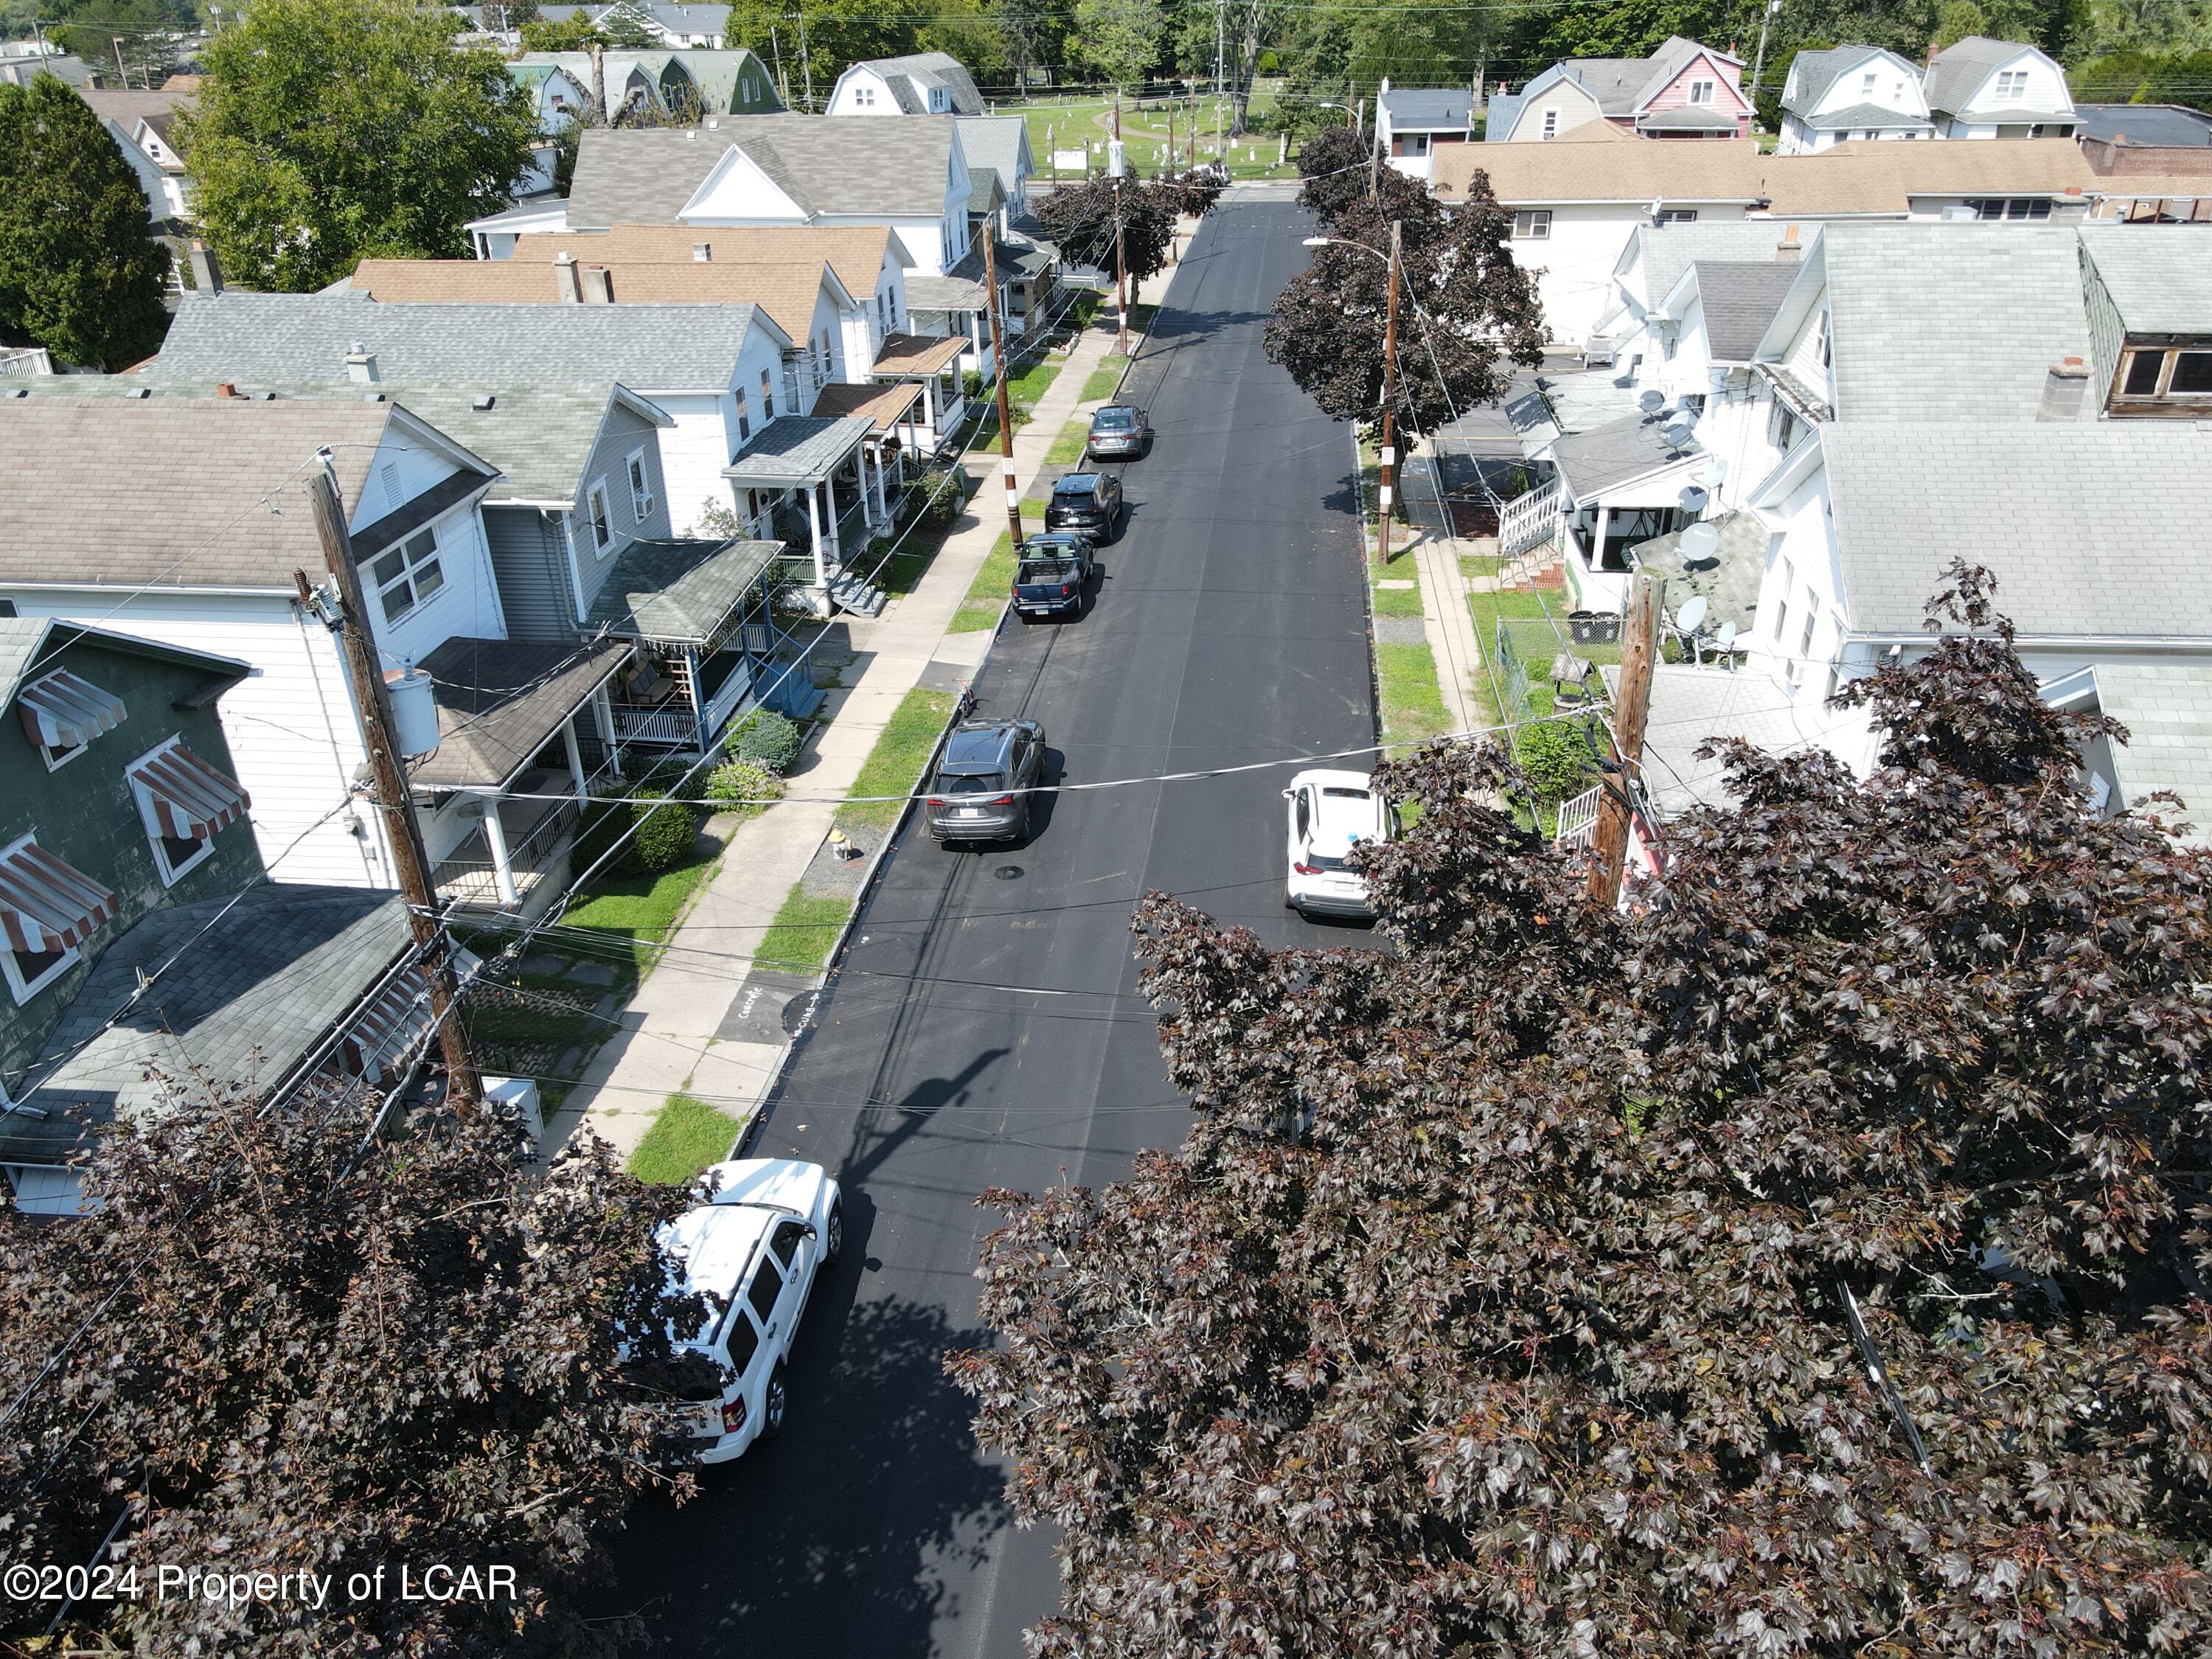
left=1499, top=479, right=1564, bottom=559
left=0, top=347, right=52, bottom=378
left=432, top=795, right=580, bottom=910
left=1554, top=785, right=1602, bottom=851
left=611, top=703, right=697, bottom=747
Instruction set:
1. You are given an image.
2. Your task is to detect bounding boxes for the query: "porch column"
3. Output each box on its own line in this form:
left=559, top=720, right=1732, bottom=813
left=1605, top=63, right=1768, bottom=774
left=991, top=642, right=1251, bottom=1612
left=853, top=453, right=876, bottom=536
left=479, top=796, right=520, bottom=909
left=562, top=714, right=588, bottom=801
left=870, top=440, right=888, bottom=518
left=823, top=472, right=844, bottom=564
left=921, top=375, right=938, bottom=437
left=1590, top=506, right=1611, bottom=571
left=805, top=482, right=827, bottom=586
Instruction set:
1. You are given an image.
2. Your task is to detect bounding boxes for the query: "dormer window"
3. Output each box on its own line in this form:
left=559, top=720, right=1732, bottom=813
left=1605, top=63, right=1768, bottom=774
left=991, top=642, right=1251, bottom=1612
left=1861, top=72, right=1877, bottom=94
left=1994, top=70, right=2028, bottom=99
left=2111, top=344, right=2212, bottom=413
left=1688, top=80, right=1715, bottom=104
left=18, top=669, right=126, bottom=771
left=855, top=86, right=874, bottom=106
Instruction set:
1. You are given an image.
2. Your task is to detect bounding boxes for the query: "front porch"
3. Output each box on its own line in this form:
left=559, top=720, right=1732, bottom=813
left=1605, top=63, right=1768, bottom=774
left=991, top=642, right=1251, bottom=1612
left=722, top=416, right=888, bottom=615
left=870, top=332, right=970, bottom=453
left=1542, top=410, right=1711, bottom=613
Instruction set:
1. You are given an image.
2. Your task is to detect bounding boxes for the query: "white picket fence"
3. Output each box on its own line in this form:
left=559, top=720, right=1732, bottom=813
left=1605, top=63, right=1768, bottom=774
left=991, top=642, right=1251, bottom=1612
left=0, top=347, right=54, bottom=378
left=1554, top=784, right=1602, bottom=851
left=1499, top=479, right=1563, bottom=559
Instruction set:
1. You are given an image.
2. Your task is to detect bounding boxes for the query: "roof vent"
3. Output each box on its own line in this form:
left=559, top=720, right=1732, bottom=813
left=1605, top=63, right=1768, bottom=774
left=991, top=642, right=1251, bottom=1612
left=5, top=386, right=26, bottom=398
left=472, top=393, right=496, bottom=411
left=686, top=128, right=699, bottom=141
left=692, top=242, right=712, bottom=262
left=706, top=116, right=720, bottom=128
left=364, top=392, right=387, bottom=403
left=128, top=386, right=150, bottom=399
left=344, top=343, right=379, bottom=384
left=254, top=389, right=276, bottom=400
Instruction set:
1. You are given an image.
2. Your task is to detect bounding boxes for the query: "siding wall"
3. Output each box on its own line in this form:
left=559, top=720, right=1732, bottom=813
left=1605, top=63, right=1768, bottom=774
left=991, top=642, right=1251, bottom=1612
left=569, top=403, right=677, bottom=622
left=364, top=498, right=509, bottom=667
left=2081, top=254, right=2126, bottom=401
left=484, top=504, right=577, bottom=641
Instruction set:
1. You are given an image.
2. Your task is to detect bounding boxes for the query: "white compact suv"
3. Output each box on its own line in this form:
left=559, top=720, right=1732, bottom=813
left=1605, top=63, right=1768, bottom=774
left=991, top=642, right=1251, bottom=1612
left=1282, top=769, right=1395, bottom=919
left=653, top=1158, right=843, bottom=1464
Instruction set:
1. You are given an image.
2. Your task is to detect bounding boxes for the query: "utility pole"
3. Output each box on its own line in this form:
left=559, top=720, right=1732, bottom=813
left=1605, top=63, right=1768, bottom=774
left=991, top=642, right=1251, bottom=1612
left=1214, top=0, right=1225, bottom=161
left=770, top=26, right=785, bottom=102
left=1111, top=99, right=1130, bottom=355
left=1587, top=571, right=1663, bottom=910
left=1376, top=220, right=1402, bottom=563
left=1751, top=0, right=1780, bottom=110
left=305, top=464, right=481, bottom=1107
left=797, top=10, right=813, bottom=111
left=111, top=35, right=125, bottom=84
left=983, top=233, right=1022, bottom=552
left=1369, top=121, right=1382, bottom=204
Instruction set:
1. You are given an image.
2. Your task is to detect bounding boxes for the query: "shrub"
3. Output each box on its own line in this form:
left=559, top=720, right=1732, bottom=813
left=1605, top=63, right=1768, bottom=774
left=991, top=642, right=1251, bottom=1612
left=731, top=710, right=803, bottom=776
left=962, top=368, right=986, bottom=401
left=627, top=790, right=700, bottom=874
left=1514, top=719, right=1588, bottom=806
left=704, top=759, right=784, bottom=811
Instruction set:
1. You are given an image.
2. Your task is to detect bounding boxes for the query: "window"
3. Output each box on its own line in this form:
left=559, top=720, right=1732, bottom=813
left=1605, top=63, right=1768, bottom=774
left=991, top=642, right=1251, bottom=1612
left=5, top=933, right=74, bottom=1004
left=125, top=739, right=246, bottom=887
left=1771, top=559, right=1793, bottom=640
left=1971, top=197, right=2052, bottom=221
left=1540, top=109, right=1559, bottom=139
left=734, top=387, right=751, bottom=442
left=769, top=1219, right=809, bottom=1268
left=1994, top=69, right=2028, bottom=99
left=2174, top=352, right=2212, bottom=394
left=1657, top=208, right=1698, bottom=224
left=759, top=368, right=774, bottom=420
left=1512, top=209, right=1551, bottom=240
left=1767, top=399, right=1801, bottom=451
left=855, top=85, right=874, bottom=106
left=586, top=481, right=615, bottom=555
left=723, top=1307, right=761, bottom=1375
left=1688, top=79, right=1714, bottom=104
left=817, top=330, right=832, bottom=378
left=1815, top=310, right=1831, bottom=369
left=626, top=450, right=654, bottom=521
left=369, top=526, right=445, bottom=624
left=743, top=1256, right=783, bottom=1328
left=1798, top=608, right=1817, bottom=659
left=2113, top=344, right=2212, bottom=408
left=1861, top=71, right=1878, bottom=94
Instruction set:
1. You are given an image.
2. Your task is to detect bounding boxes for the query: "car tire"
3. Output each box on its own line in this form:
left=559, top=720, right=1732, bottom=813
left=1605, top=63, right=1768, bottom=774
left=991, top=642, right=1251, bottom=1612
left=823, top=1197, right=844, bottom=1265
left=760, top=1363, right=790, bottom=1439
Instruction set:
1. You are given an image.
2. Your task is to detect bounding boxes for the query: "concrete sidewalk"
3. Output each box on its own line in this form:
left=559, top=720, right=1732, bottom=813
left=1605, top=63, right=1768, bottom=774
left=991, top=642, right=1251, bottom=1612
left=1409, top=528, right=1486, bottom=737
left=543, top=296, right=1150, bottom=1161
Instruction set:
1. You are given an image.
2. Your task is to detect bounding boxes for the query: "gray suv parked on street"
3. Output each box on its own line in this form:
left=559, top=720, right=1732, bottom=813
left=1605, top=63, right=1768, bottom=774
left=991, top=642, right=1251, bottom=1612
left=923, top=720, right=1047, bottom=844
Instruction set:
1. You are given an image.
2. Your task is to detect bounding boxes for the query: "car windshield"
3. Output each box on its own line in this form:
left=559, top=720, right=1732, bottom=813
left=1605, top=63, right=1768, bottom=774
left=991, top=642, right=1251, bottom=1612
left=1305, top=850, right=1351, bottom=872
left=1018, top=557, right=1082, bottom=585
left=1054, top=475, right=1099, bottom=497
left=1093, top=409, right=1136, bottom=430
left=937, top=771, right=1008, bottom=797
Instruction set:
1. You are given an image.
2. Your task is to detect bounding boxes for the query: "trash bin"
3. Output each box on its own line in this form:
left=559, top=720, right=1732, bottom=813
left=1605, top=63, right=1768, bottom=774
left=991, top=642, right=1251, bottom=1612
left=1568, top=611, right=1621, bottom=645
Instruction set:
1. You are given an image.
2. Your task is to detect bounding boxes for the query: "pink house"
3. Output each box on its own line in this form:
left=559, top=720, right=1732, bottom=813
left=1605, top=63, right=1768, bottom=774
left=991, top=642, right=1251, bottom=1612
left=1486, top=37, right=1753, bottom=144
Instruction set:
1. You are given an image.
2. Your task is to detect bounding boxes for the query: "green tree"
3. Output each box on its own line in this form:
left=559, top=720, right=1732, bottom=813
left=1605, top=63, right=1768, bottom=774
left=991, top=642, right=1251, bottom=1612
left=47, top=0, right=189, bottom=86
left=1072, top=0, right=1167, bottom=88
left=518, top=8, right=607, bottom=49
left=0, top=73, right=170, bottom=368
left=953, top=568, right=2212, bottom=1656
left=178, top=0, right=538, bottom=291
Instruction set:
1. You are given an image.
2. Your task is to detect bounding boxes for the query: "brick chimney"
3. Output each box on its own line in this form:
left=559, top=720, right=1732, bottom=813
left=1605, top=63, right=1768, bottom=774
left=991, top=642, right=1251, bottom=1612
left=344, top=343, right=378, bottom=384
left=1775, top=223, right=1803, bottom=262
left=187, top=239, right=222, bottom=294
left=2038, top=355, right=2090, bottom=421
left=554, top=251, right=581, bottom=303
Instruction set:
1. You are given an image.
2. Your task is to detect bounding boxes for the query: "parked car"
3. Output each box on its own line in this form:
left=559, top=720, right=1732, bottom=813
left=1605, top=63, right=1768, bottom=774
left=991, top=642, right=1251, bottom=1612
left=1086, top=403, right=1151, bottom=461
left=1282, top=769, right=1397, bottom=919
left=650, top=1158, right=843, bottom=1465
left=1044, top=471, right=1123, bottom=540
left=925, top=718, right=1047, bottom=844
left=1012, top=532, right=1096, bottom=620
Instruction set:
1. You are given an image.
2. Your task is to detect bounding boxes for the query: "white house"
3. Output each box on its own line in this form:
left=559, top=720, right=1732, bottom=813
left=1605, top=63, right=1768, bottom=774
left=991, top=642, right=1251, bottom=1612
left=1373, top=82, right=1475, bottom=181
left=1486, top=36, right=1750, bottom=143
left=825, top=52, right=983, bottom=117
left=955, top=114, right=1035, bottom=226
left=1776, top=46, right=1933, bottom=153
left=1921, top=35, right=2076, bottom=139
left=74, top=87, right=194, bottom=227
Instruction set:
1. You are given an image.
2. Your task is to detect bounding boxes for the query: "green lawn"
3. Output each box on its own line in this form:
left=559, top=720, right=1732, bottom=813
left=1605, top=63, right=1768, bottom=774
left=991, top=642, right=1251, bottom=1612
left=1079, top=358, right=1130, bottom=402
left=628, top=1092, right=744, bottom=1186
left=947, top=529, right=1018, bottom=633
left=558, top=854, right=717, bottom=987
left=756, top=886, right=855, bottom=975
left=1376, top=641, right=1454, bottom=746
left=838, top=687, right=957, bottom=835
left=1045, top=417, right=1091, bottom=465
left=1371, top=580, right=1425, bottom=619
left=1006, top=86, right=1295, bottom=179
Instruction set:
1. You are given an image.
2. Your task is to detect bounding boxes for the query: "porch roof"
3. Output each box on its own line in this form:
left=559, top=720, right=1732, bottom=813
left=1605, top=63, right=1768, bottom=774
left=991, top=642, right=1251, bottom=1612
left=0, top=886, right=413, bottom=1166
left=1551, top=410, right=1702, bottom=502
left=904, top=272, right=988, bottom=314
left=408, top=636, right=633, bottom=790
left=1606, top=662, right=1878, bottom=821
left=1627, top=509, right=1767, bottom=635
left=809, top=378, right=924, bottom=434
left=723, top=414, right=873, bottom=486
left=872, top=331, right=966, bottom=375
left=582, top=535, right=782, bottom=644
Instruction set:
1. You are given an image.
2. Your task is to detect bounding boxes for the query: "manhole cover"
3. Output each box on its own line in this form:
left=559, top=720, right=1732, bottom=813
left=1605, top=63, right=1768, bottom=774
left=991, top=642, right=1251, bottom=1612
left=780, top=990, right=823, bottom=1035
left=993, top=864, right=1025, bottom=880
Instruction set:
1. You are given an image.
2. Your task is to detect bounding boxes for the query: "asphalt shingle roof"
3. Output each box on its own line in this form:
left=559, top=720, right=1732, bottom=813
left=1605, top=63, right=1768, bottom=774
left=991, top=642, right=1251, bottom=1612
left=1822, top=422, right=2212, bottom=639
left=722, top=414, right=872, bottom=484
left=1, top=886, right=411, bottom=1165
left=2078, top=226, right=2212, bottom=333
left=566, top=116, right=957, bottom=229
left=1378, top=87, right=1472, bottom=128
left=2093, top=664, right=2212, bottom=846
left=408, top=636, right=632, bottom=787
left=1613, top=661, right=1877, bottom=818
left=1549, top=409, right=1696, bottom=499
left=1816, top=223, right=2094, bottom=422
left=366, top=383, right=668, bottom=504
left=1692, top=260, right=1802, bottom=361
left=1801, top=100, right=1930, bottom=131
left=512, top=223, right=900, bottom=302
left=1783, top=46, right=1870, bottom=114
left=1637, top=105, right=1739, bottom=129
left=954, top=114, right=1026, bottom=189
left=144, top=292, right=769, bottom=392
left=349, top=254, right=827, bottom=344
left=854, top=52, right=982, bottom=115
left=1623, top=220, right=1798, bottom=310
left=0, top=396, right=392, bottom=590
left=1923, top=35, right=2037, bottom=117
left=579, top=536, right=781, bottom=641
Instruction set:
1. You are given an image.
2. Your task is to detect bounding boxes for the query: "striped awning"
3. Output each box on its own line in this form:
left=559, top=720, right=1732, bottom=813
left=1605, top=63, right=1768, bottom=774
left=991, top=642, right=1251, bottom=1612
left=129, top=745, right=250, bottom=841
left=338, top=965, right=433, bottom=1083
left=17, top=669, right=127, bottom=751
left=0, top=840, right=119, bottom=954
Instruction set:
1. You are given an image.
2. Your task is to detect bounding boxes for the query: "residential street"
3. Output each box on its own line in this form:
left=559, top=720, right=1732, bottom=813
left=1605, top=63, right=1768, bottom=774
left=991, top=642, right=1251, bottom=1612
left=592, top=192, right=1377, bottom=1655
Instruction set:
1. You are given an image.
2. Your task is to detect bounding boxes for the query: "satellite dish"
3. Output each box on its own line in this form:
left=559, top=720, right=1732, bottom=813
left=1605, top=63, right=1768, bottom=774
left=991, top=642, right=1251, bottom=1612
left=1715, top=620, right=1739, bottom=655
left=1638, top=388, right=1666, bottom=413
left=1663, top=419, right=1696, bottom=449
left=1677, top=485, right=1708, bottom=514
left=1676, top=594, right=1709, bottom=636
left=1701, top=457, right=1728, bottom=489
left=1680, top=521, right=1720, bottom=559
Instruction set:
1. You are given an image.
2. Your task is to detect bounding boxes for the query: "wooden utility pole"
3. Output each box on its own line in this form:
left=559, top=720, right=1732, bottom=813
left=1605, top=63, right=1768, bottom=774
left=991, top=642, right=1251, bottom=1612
left=305, top=459, right=481, bottom=1108
left=984, top=234, right=1022, bottom=551
left=797, top=10, right=813, bottom=111
left=1375, top=220, right=1402, bottom=560
left=1369, top=122, right=1382, bottom=204
left=1112, top=96, right=1131, bottom=355
left=1587, top=571, right=1663, bottom=910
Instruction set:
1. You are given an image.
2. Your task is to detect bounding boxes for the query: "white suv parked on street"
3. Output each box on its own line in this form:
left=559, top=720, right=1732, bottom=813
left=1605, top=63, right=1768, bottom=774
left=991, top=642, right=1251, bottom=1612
left=1282, top=769, right=1395, bottom=919
left=654, top=1158, right=843, bottom=1464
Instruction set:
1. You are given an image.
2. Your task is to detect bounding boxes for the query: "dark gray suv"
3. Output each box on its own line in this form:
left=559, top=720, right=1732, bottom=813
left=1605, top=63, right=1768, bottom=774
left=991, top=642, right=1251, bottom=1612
left=924, top=720, right=1047, bottom=844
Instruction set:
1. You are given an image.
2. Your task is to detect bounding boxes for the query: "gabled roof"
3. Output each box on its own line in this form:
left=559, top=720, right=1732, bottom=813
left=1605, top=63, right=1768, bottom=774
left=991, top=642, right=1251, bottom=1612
left=1783, top=46, right=1922, bottom=118
left=847, top=52, right=982, bottom=116
left=954, top=114, right=1030, bottom=193
left=1922, top=35, right=2051, bottom=117
left=1618, top=220, right=1801, bottom=312
left=1822, top=422, right=2212, bottom=639
left=1688, top=260, right=1801, bottom=361
left=630, top=1, right=731, bottom=35
left=142, top=291, right=785, bottom=391
left=1377, top=86, right=1472, bottom=128
left=512, top=223, right=908, bottom=296
left=1555, top=35, right=1739, bottom=116
left=721, top=414, right=872, bottom=484
left=72, top=85, right=191, bottom=131
left=2077, top=225, right=2212, bottom=334
left=566, top=116, right=959, bottom=229
left=670, top=47, right=776, bottom=112
left=408, top=636, right=632, bottom=788
left=0, top=616, right=250, bottom=712
left=1437, top=133, right=1765, bottom=206
left=345, top=383, right=672, bottom=505
left=1799, top=101, right=1933, bottom=132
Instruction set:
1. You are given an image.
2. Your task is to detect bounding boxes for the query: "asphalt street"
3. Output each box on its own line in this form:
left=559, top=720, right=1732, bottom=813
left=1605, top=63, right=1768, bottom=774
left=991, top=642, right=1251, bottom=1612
left=597, top=192, right=1377, bottom=1657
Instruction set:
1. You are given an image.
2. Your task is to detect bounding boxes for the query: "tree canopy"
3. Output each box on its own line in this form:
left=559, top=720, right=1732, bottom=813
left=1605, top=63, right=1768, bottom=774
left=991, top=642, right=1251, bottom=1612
left=178, top=0, right=539, bottom=291
left=1072, top=0, right=1169, bottom=90
left=1034, top=167, right=1208, bottom=286
left=0, top=72, right=170, bottom=369
left=953, top=567, right=2212, bottom=1656
left=1267, top=139, right=1543, bottom=434
left=0, top=1071, right=712, bottom=1655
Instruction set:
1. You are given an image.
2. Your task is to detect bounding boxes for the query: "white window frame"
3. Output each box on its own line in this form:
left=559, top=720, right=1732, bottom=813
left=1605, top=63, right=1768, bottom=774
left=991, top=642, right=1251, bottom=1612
left=1658, top=208, right=1697, bottom=224
left=367, top=524, right=445, bottom=626
left=0, top=831, right=82, bottom=1005
left=856, top=85, right=873, bottom=106
left=1540, top=108, right=1559, bottom=139
left=586, top=480, right=616, bottom=557
left=625, top=447, right=655, bottom=522
left=1688, top=79, right=1715, bottom=105
left=759, top=369, right=775, bottom=420
left=1512, top=209, right=1551, bottom=240
left=127, top=736, right=218, bottom=888
left=1861, top=71, right=1878, bottom=94
left=1994, top=69, right=2028, bottom=100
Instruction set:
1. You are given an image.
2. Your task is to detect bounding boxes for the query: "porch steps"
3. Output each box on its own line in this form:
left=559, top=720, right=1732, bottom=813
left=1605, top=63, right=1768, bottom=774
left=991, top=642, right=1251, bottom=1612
left=827, top=573, right=888, bottom=618
left=759, top=661, right=826, bottom=723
